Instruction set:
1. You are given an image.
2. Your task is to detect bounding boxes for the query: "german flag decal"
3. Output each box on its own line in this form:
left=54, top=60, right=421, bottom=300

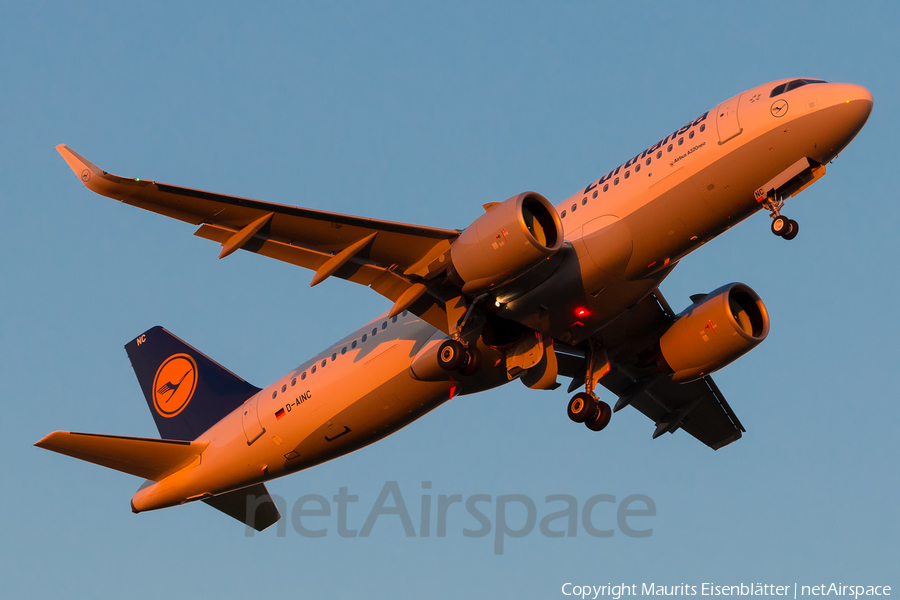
left=275, top=408, right=286, bottom=420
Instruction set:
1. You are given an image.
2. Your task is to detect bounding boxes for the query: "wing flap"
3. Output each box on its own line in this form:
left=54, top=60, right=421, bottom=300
left=627, top=376, right=743, bottom=450
left=195, top=223, right=453, bottom=333
left=35, top=431, right=208, bottom=480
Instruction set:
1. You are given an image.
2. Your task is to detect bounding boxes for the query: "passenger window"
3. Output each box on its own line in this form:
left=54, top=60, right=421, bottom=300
left=603, top=184, right=609, bottom=192
left=372, top=328, right=377, bottom=336
left=689, top=131, right=695, bottom=139
left=402, top=311, right=408, bottom=316
left=272, top=391, right=277, bottom=399
left=341, top=346, right=347, bottom=355
left=656, top=151, right=662, bottom=159
left=392, top=316, right=398, bottom=323
left=624, top=171, right=630, bottom=179
left=591, top=191, right=597, bottom=199
left=646, top=157, right=651, bottom=166
left=700, top=124, right=706, bottom=132
left=561, top=210, right=567, bottom=217
left=362, top=334, right=367, bottom=342
left=614, top=177, right=619, bottom=185
left=635, top=164, right=641, bottom=173
left=311, top=365, right=316, bottom=374
left=301, top=372, right=307, bottom=380
left=291, top=378, right=296, bottom=386
left=382, top=321, right=387, bottom=330
left=331, top=353, right=337, bottom=361
left=667, top=144, right=673, bottom=152
left=321, top=359, right=327, bottom=367
left=281, top=385, right=287, bottom=393
left=571, top=204, right=576, bottom=212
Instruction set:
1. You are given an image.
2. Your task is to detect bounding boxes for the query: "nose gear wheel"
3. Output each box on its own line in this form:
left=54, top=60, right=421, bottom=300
left=763, top=193, right=799, bottom=240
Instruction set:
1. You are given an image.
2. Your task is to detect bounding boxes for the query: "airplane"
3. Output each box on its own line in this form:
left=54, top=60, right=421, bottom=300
left=37, top=77, right=873, bottom=531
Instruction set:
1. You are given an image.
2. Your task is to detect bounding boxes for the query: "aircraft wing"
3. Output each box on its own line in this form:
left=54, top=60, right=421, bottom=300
left=56, top=145, right=461, bottom=332
left=566, top=289, right=745, bottom=450
left=598, top=370, right=744, bottom=450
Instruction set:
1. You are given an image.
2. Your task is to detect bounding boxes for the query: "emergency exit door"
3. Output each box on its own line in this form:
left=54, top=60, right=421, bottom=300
left=715, top=93, right=743, bottom=144
left=241, top=393, right=265, bottom=445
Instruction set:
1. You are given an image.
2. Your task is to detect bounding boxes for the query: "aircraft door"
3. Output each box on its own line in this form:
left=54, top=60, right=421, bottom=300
left=715, top=93, right=743, bottom=144
left=241, top=393, right=265, bottom=445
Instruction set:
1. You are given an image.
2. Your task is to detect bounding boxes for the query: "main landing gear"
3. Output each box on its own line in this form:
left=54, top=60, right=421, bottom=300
left=566, top=342, right=612, bottom=432
left=436, top=295, right=485, bottom=377
left=763, top=193, right=799, bottom=240
left=567, top=392, right=612, bottom=432
left=437, top=339, right=481, bottom=376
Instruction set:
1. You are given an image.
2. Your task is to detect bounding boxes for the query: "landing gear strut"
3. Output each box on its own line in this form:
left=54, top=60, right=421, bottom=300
left=566, top=342, right=612, bottom=432
left=763, top=193, right=799, bottom=240
left=437, top=294, right=487, bottom=377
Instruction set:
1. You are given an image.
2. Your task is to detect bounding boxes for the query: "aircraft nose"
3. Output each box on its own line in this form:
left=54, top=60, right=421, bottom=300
left=822, top=83, right=873, bottom=154
left=849, top=84, right=874, bottom=106
left=837, top=83, right=873, bottom=127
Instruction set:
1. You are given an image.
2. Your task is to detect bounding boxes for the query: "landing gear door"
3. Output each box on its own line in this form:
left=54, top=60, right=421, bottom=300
left=715, top=93, right=743, bottom=145
left=241, top=393, right=265, bottom=445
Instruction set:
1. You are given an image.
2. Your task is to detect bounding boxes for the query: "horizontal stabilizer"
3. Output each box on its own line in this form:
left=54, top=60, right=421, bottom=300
left=35, top=431, right=207, bottom=481
left=203, top=483, right=281, bottom=532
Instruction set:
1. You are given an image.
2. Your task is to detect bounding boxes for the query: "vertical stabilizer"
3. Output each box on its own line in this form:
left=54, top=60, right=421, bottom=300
left=125, top=327, right=260, bottom=441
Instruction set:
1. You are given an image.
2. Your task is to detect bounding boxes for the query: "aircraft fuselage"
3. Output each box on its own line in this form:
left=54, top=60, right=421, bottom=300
left=71, top=78, right=875, bottom=514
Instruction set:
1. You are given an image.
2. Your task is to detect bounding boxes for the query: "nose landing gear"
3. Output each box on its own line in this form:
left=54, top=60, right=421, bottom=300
left=763, top=194, right=799, bottom=240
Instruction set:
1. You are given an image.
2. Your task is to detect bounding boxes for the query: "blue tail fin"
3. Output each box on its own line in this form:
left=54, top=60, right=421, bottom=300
left=125, top=327, right=260, bottom=441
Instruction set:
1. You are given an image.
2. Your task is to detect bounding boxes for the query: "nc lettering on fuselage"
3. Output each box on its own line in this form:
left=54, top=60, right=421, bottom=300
left=285, top=389, right=312, bottom=412
left=583, top=111, right=710, bottom=195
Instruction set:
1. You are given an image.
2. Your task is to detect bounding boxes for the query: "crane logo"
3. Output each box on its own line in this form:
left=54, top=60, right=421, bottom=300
left=152, top=354, right=198, bottom=418
left=770, top=99, right=789, bottom=118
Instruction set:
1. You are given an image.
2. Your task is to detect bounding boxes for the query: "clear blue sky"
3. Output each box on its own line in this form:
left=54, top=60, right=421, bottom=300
left=2, top=2, right=897, bottom=598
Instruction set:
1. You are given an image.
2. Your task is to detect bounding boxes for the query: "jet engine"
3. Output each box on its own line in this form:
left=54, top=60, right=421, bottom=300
left=447, top=192, right=563, bottom=295
left=658, top=283, right=769, bottom=383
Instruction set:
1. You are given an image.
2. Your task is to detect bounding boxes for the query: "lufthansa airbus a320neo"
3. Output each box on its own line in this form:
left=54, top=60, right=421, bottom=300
left=38, top=78, right=873, bottom=531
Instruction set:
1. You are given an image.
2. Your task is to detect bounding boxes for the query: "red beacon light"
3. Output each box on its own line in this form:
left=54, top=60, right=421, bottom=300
left=574, top=307, right=591, bottom=318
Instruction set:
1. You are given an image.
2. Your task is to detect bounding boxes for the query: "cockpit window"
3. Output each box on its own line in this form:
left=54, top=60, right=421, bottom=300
left=770, top=79, right=827, bottom=98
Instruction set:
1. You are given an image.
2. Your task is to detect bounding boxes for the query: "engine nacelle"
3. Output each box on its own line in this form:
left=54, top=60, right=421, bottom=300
left=659, top=283, right=769, bottom=383
left=448, top=192, right=563, bottom=294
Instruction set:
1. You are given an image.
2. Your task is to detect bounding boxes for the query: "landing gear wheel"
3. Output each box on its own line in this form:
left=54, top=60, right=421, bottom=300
left=771, top=215, right=790, bottom=237
left=460, top=346, right=482, bottom=376
left=567, top=393, right=594, bottom=424
left=437, top=339, right=466, bottom=372
left=782, top=219, right=799, bottom=240
left=585, top=400, right=612, bottom=432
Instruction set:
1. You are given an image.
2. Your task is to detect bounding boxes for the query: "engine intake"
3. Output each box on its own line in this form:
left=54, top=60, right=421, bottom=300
left=448, top=192, right=563, bottom=294
left=659, top=283, right=769, bottom=383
